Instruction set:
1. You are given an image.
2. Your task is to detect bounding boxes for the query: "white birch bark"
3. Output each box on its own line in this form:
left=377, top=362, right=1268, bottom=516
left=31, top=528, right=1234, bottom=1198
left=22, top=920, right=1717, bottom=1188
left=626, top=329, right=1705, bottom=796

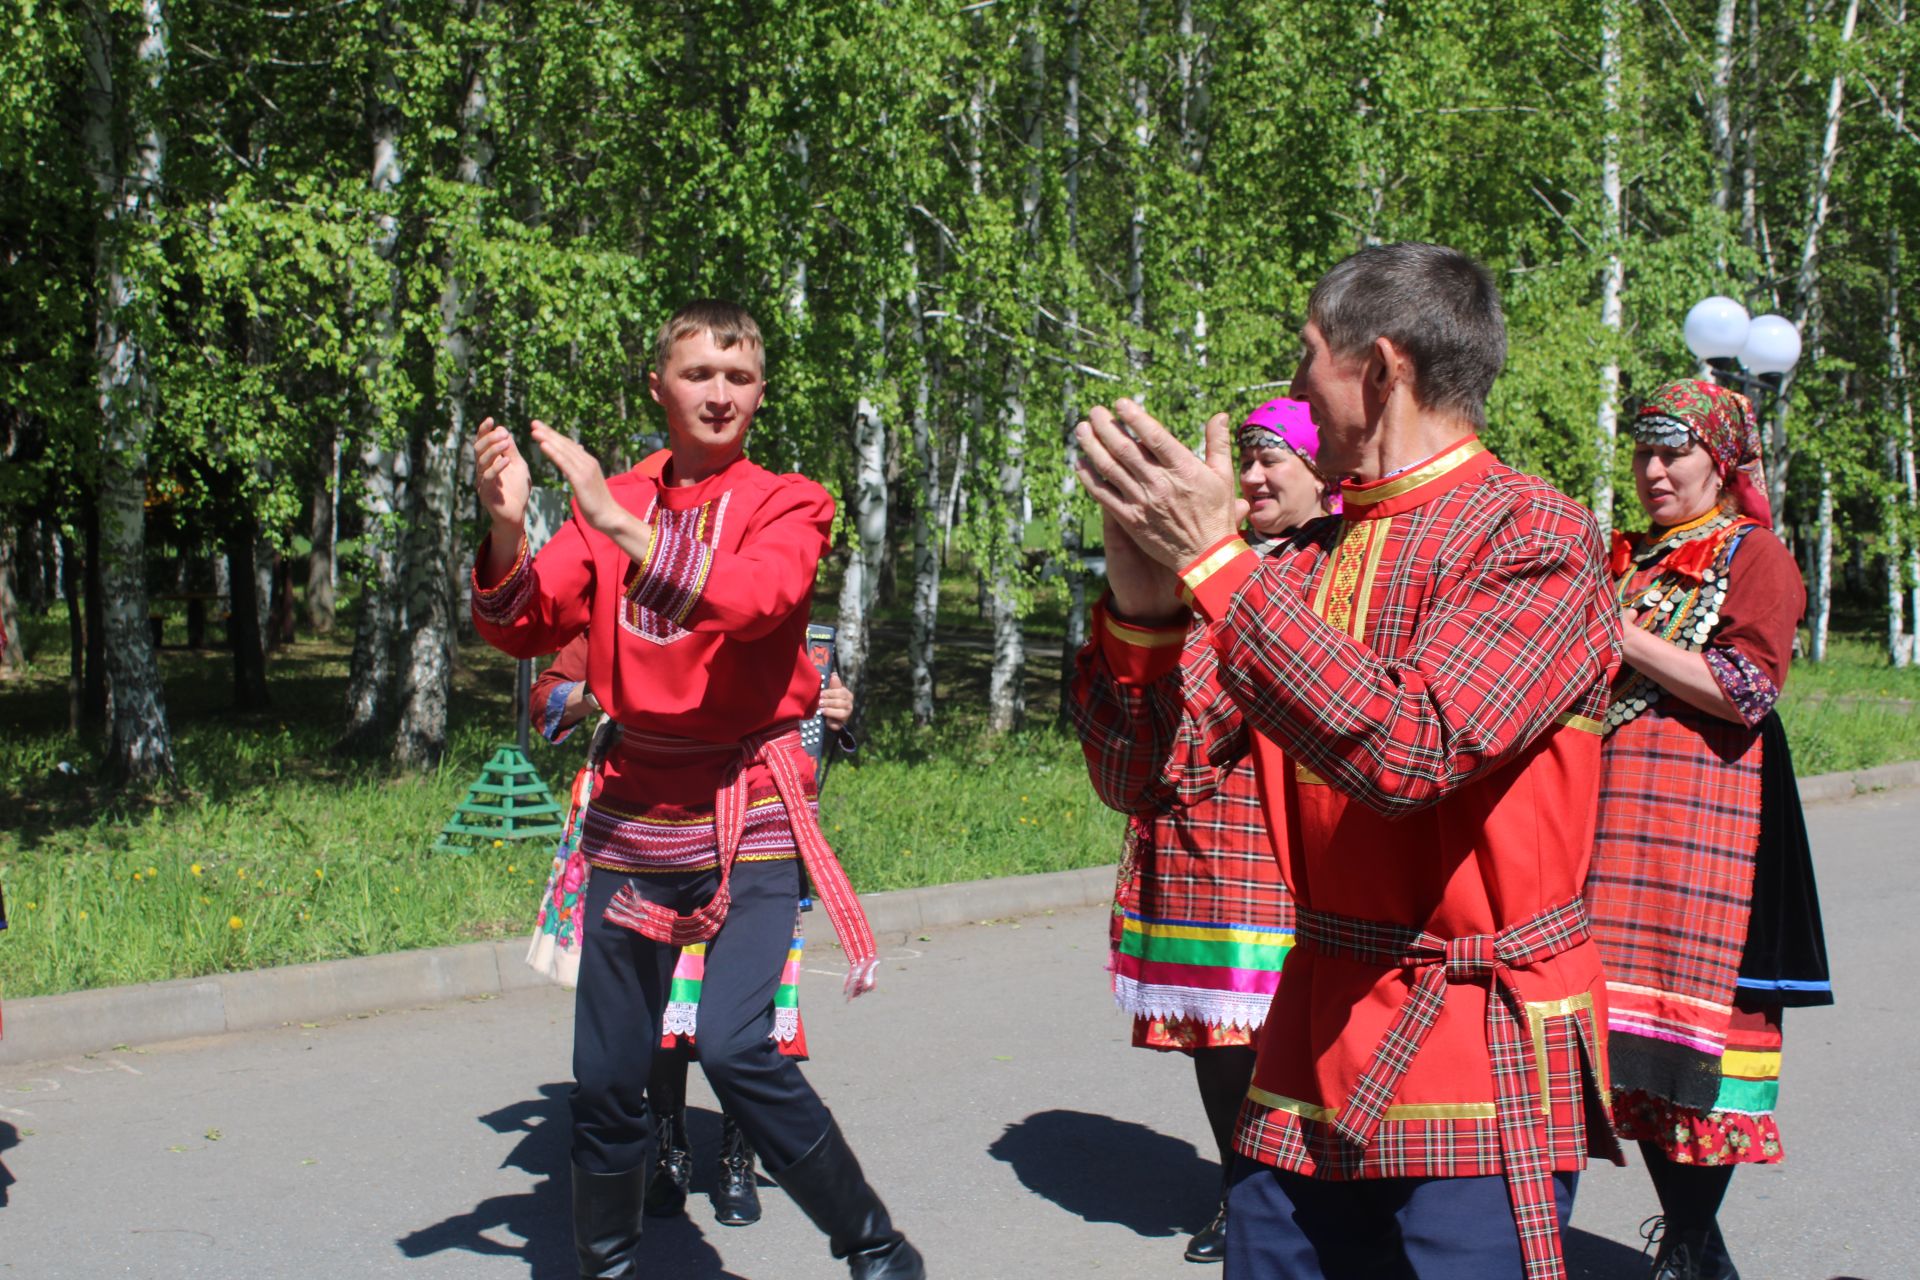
left=394, top=12, right=491, bottom=770
left=307, top=427, right=338, bottom=632
left=1770, top=0, right=1860, bottom=527
left=83, top=0, right=175, bottom=782
left=1594, top=0, right=1624, bottom=539
left=837, top=301, right=889, bottom=703
left=1127, top=1, right=1150, bottom=378
left=905, top=234, right=940, bottom=725
left=1057, top=0, right=1089, bottom=723
left=341, top=51, right=409, bottom=750
left=1812, top=463, right=1834, bottom=661
left=1709, top=0, right=1738, bottom=220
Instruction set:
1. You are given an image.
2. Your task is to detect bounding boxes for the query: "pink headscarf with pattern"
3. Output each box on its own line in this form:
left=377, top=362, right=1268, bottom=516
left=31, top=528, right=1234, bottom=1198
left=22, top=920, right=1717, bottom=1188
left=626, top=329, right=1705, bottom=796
left=1239, top=397, right=1340, bottom=518
left=1632, top=379, right=1772, bottom=527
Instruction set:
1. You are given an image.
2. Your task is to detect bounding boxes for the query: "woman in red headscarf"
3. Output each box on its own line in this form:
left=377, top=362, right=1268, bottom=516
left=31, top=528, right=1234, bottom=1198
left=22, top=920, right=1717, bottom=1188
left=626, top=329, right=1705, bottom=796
left=1584, top=379, right=1832, bottom=1280
left=1107, top=398, right=1340, bottom=1266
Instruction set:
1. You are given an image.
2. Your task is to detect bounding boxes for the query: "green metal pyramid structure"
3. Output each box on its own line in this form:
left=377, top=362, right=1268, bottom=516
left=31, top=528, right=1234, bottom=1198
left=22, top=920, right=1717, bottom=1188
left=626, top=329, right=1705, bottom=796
left=433, top=745, right=565, bottom=855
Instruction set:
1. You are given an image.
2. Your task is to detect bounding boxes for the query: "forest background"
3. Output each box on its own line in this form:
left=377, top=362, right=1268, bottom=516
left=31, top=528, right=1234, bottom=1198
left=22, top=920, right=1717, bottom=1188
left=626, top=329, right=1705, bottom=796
left=1, top=0, right=1918, bottom=996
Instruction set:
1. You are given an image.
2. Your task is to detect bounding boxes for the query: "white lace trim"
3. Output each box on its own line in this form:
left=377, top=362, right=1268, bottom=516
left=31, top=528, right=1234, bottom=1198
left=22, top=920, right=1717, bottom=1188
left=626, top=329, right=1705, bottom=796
left=773, top=1007, right=801, bottom=1042
left=1112, top=976, right=1272, bottom=1031
left=661, top=1001, right=700, bottom=1038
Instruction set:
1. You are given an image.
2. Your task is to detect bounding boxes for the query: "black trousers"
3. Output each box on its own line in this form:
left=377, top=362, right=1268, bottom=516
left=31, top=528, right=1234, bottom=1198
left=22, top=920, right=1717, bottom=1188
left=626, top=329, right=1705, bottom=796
left=1225, top=1162, right=1578, bottom=1280
left=571, top=857, right=830, bottom=1177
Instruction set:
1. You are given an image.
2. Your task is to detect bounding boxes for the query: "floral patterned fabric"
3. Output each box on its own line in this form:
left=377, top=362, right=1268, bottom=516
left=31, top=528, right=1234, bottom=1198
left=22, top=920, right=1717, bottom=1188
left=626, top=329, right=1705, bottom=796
left=1611, top=1000, right=1785, bottom=1165
left=1131, top=1015, right=1257, bottom=1052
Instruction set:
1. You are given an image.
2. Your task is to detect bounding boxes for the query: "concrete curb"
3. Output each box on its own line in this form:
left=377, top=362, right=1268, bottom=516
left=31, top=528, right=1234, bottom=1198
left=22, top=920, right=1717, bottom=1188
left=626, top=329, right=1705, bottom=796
left=3, top=764, right=1911, bottom=1069
left=0, top=866, right=1115, bottom=1068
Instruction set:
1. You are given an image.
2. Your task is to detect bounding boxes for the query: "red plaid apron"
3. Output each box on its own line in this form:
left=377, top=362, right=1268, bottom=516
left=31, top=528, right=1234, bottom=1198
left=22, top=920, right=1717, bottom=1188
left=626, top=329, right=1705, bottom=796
left=601, top=723, right=879, bottom=998
left=1296, top=896, right=1592, bottom=1280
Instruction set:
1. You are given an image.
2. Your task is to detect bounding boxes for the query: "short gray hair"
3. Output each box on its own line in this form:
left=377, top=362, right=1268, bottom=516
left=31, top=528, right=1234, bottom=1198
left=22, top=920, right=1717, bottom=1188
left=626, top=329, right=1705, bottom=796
left=1307, top=243, right=1506, bottom=428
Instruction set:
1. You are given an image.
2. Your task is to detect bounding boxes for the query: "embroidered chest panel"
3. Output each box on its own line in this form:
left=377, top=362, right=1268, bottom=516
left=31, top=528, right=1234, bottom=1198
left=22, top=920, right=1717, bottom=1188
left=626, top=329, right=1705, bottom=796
left=1310, top=517, right=1396, bottom=643
left=1606, top=515, right=1745, bottom=731
left=619, top=492, right=731, bottom=645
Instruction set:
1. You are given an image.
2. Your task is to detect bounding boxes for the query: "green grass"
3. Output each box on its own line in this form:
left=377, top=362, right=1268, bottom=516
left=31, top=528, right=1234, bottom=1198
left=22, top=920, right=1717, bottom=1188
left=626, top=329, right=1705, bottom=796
left=2, top=600, right=1917, bottom=1001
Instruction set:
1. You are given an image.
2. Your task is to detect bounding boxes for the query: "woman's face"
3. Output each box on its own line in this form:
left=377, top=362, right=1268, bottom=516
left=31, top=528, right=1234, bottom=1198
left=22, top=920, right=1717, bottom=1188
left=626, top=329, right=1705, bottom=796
left=1240, top=443, right=1327, bottom=536
left=1633, top=438, right=1723, bottom=526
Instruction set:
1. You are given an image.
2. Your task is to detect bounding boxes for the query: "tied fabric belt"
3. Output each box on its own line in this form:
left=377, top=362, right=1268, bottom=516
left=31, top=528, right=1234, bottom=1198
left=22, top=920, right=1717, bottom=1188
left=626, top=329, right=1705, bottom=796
left=1296, top=896, right=1592, bottom=1280
left=601, top=723, right=879, bottom=999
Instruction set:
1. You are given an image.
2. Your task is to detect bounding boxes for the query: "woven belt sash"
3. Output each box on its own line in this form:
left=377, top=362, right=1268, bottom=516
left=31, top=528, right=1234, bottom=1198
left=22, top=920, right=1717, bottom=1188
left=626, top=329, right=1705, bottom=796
left=1296, top=896, right=1592, bottom=1280
left=601, top=723, right=879, bottom=998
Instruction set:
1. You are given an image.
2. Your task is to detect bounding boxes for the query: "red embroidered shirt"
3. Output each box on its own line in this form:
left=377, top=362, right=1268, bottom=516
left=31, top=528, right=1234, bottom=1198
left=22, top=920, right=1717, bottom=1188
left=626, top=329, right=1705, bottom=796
left=1072, top=438, right=1625, bottom=1182
left=473, top=449, right=831, bottom=818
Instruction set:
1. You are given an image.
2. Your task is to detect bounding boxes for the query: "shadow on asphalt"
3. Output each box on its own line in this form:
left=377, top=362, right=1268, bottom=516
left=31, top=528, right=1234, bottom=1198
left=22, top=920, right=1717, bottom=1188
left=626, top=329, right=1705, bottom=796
left=989, top=1109, right=1219, bottom=1237
left=0, top=1120, right=16, bottom=1209
left=1565, top=1226, right=1661, bottom=1278
left=395, top=1084, right=748, bottom=1279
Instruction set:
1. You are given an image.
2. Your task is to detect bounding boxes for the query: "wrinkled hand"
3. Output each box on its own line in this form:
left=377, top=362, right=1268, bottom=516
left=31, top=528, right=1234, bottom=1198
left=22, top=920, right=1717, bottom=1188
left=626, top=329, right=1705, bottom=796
left=1073, top=399, right=1245, bottom=616
left=473, top=417, right=530, bottom=530
left=531, top=421, right=632, bottom=541
left=1098, top=509, right=1185, bottom=624
left=819, top=673, right=853, bottom=733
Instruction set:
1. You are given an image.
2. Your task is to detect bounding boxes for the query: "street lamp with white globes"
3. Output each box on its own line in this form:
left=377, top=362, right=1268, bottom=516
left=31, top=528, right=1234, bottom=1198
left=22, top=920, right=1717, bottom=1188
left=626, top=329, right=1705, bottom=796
left=1681, top=296, right=1802, bottom=401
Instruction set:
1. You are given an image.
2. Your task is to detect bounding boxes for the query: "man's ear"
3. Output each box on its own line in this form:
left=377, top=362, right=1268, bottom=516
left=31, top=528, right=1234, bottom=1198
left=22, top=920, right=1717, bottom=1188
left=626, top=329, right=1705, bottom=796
left=647, top=369, right=662, bottom=406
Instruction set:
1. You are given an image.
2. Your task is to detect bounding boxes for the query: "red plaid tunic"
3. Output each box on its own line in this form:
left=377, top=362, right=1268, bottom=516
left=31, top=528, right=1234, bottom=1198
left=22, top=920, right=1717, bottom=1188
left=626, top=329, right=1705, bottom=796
left=1073, top=439, right=1624, bottom=1279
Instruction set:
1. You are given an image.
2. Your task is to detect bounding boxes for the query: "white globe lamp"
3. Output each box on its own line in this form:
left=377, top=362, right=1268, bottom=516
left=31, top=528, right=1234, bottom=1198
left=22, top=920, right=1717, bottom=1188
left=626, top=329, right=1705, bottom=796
left=1741, top=314, right=1802, bottom=376
left=1683, top=296, right=1751, bottom=361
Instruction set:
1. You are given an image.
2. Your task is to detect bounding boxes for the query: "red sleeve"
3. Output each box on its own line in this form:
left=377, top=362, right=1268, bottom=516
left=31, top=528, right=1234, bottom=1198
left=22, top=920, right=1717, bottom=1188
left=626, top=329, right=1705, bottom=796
left=529, top=633, right=592, bottom=746
left=626, top=477, right=833, bottom=641
left=1701, top=527, right=1805, bottom=724
left=470, top=513, right=596, bottom=659
left=1069, top=597, right=1251, bottom=816
left=1197, top=491, right=1620, bottom=819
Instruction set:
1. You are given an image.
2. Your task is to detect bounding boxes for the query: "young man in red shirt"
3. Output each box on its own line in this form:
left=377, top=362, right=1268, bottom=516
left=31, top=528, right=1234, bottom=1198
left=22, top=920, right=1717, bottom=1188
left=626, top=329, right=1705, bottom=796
left=1071, top=244, right=1623, bottom=1280
left=470, top=300, right=922, bottom=1280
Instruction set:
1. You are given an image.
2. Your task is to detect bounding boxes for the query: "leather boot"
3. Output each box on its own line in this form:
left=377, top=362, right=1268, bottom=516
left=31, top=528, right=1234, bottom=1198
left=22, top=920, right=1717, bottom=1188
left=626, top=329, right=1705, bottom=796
left=1649, top=1222, right=1741, bottom=1280
left=572, top=1164, right=646, bottom=1280
left=712, top=1112, right=763, bottom=1226
left=642, top=1110, right=692, bottom=1219
left=770, top=1121, right=925, bottom=1279
left=1184, top=1200, right=1227, bottom=1263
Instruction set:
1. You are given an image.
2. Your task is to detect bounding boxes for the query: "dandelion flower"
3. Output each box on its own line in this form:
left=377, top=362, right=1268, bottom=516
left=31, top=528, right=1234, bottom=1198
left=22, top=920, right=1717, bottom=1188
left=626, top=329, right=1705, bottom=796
left=190, top=864, right=203, bottom=876
left=132, top=871, right=143, bottom=881
left=146, top=866, right=158, bottom=877
left=229, top=916, right=244, bottom=930
left=78, top=911, right=89, bottom=921
left=507, top=864, right=517, bottom=874
left=314, top=868, right=325, bottom=879
left=236, top=869, right=247, bottom=880
left=26, top=901, right=38, bottom=911
left=493, top=839, right=505, bottom=849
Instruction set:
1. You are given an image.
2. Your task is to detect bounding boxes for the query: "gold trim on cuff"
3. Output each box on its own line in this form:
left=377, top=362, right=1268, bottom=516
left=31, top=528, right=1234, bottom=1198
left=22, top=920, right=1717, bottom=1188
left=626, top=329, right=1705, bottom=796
left=1246, top=1086, right=1496, bottom=1123
left=1180, top=538, right=1252, bottom=595
left=475, top=535, right=530, bottom=596
left=1102, top=611, right=1187, bottom=649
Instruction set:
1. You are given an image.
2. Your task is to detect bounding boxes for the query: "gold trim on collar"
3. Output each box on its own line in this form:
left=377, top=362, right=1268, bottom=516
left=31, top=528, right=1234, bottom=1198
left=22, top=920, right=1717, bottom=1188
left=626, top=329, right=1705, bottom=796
left=1102, top=611, right=1187, bottom=649
left=1343, top=439, right=1488, bottom=508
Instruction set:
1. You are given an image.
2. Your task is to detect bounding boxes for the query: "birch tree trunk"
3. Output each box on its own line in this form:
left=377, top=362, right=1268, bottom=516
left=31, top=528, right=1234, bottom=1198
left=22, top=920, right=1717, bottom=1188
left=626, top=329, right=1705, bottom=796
left=340, top=53, right=409, bottom=751
left=82, top=0, right=175, bottom=783
left=393, top=12, right=491, bottom=770
left=837, top=301, right=889, bottom=704
left=1883, top=13, right=1915, bottom=667
left=1812, top=462, right=1834, bottom=661
left=1708, top=0, right=1738, bottom=222
left=1127, top=0, right=1150, bottom=378
left=1593, top=0, right=1625, bottom=538
left=307, top=425, right=338, bottom=633
left=1057, top=0, right=1089, bottom=725
left=0, top=529, right=22, bottom=674
left=905, top=235, right=940, bottom=725
left=1769, top=0, right=1860, bottom=528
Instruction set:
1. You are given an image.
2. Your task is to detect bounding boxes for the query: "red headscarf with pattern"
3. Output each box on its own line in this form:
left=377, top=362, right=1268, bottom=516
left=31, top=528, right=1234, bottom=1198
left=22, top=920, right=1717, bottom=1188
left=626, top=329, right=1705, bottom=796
left=1631, top=378, right=1772, bottom=528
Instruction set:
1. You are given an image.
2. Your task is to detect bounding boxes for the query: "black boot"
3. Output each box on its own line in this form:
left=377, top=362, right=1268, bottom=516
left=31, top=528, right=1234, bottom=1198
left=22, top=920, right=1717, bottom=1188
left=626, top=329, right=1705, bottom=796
left=771, top=1121, right=925, bottom=1279
left=713, top=1112, right=763, bottom=1226
left=572, top=1164, right=646, bottom=1280
left=1185, top=1200, right=1227, bottom=1263
left=642, top=1110, right=692, bottom=1219
left=1647, top=1221, right=1741, bottom=1280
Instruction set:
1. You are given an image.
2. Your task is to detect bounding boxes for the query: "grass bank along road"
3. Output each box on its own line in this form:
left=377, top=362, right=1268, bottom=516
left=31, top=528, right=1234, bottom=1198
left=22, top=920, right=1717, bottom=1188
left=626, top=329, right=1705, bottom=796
left=2, top=617, right=1917, bottom=1000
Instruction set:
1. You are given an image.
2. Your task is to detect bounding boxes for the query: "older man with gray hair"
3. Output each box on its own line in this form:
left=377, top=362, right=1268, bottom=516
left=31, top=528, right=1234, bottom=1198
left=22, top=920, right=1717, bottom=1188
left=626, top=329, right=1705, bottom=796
left=1070, top=242, right=1624, bottom=1280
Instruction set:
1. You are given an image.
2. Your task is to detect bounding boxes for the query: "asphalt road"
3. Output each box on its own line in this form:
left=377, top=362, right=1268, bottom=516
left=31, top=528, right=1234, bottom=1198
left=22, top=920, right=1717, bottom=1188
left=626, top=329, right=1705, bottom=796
left=1, top=789, right=1913, bottom=1279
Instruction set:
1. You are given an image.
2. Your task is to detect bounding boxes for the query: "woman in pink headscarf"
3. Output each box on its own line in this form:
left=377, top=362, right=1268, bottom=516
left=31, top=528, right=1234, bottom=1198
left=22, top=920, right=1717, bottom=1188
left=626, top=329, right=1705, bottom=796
left=1584, top=379, right=1831, bottom=1280
left=1107, top=397, right=1340, bottom=1265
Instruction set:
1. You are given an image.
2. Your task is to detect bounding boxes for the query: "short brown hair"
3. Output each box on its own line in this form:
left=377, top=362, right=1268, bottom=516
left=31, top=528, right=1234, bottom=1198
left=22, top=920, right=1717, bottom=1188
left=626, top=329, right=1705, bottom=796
left=652, top=299, right=765, bottom=373
left=1307, top=243, right=1505, bottom=428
